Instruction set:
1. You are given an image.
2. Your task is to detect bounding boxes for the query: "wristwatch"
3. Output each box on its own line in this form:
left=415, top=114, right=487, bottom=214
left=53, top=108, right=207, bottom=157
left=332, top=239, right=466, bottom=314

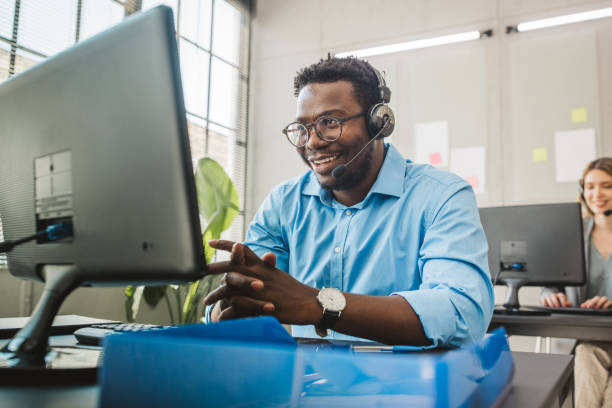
left=315, top=287, right=346, bottom=337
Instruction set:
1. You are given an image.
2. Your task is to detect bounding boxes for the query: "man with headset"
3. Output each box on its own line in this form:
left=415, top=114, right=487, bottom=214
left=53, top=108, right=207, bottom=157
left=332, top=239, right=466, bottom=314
left=204, top=56, right=493, bottom=347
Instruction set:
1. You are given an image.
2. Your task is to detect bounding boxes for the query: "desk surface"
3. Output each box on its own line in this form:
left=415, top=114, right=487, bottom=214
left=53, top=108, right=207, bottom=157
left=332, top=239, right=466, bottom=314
left=0, top=336, right=573, bottom=408
left=505, top=352, right=573, bottom=408
left=491, top=311, right=612, bottom=341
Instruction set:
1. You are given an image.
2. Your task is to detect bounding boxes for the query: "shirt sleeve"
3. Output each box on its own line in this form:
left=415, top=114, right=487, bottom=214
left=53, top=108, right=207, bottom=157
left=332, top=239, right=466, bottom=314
left=243, top=186, right=290, bottom=272
left=392, top=182, right=494, bottom=347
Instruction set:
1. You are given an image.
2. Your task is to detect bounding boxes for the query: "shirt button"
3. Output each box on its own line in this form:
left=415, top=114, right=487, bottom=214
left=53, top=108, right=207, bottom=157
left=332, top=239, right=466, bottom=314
left=334, top=247, right=341, bottom=253
left=345, top=210, right=351, bottom=216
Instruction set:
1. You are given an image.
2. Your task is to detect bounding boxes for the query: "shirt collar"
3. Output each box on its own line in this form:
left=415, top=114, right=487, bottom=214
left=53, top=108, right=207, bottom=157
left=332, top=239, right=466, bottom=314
left=302, top=143, right=406, bottom=203
left=368, top=143, right=405, bottom=198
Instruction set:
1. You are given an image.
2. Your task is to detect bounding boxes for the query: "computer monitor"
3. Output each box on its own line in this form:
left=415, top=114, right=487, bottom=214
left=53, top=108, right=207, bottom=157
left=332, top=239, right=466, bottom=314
left=0, top=6, right=205, bottom=373
left=479, top=203, right=586, bottom=313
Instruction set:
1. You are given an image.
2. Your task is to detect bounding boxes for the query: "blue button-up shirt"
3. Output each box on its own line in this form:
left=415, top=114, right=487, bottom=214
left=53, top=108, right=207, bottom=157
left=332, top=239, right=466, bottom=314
left=244, top=143, right=493, bottom=347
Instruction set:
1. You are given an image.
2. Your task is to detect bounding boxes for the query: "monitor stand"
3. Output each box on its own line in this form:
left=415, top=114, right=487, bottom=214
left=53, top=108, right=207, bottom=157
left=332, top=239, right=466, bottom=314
left=0, top=264, right=99, bottom=384
left=494, top=277, right=550, bottom=316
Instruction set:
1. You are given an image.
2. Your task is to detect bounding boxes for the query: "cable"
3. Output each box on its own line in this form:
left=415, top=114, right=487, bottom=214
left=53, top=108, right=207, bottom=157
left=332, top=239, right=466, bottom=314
left=0, top=223, right=73, bottom=253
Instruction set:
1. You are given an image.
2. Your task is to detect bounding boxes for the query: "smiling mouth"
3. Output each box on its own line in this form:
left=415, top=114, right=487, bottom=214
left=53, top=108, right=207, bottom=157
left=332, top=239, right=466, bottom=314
left=311, top=155, right=339, bottom=165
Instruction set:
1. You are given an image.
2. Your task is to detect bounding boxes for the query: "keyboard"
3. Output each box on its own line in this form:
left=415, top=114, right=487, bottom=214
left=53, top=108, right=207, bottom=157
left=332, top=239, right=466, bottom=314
left=536, top=306, right=612, bottom=316
left=74, top=323, right=169, bottom=345
left=493, top=307, right=550, bottom=316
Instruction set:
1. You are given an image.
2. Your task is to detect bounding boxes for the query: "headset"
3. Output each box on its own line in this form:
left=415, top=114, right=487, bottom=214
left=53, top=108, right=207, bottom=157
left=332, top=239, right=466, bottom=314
left=366, top=67, right=395, bottom=139
left=330, top=64, right=396, bottom=180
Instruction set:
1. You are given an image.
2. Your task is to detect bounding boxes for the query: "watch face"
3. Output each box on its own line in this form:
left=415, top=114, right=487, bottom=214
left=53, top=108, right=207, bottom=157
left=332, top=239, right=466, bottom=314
left=318, top=288, right=346, bottom=311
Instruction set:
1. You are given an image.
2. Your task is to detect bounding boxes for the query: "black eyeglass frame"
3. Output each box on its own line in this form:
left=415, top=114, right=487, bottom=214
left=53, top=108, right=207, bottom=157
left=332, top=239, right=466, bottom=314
left=282, top=112, right=365, bottom=147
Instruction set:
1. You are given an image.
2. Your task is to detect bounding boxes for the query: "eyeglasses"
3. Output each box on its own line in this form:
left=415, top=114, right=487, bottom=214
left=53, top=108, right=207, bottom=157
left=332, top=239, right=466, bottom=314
left=282, top=112, right=365, bottom=147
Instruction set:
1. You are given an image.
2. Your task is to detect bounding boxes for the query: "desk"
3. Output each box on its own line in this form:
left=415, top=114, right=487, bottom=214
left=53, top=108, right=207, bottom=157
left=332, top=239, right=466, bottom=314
left=0, top=336, right=573, bottom=408
left=490, top=312, right=612, bottom=341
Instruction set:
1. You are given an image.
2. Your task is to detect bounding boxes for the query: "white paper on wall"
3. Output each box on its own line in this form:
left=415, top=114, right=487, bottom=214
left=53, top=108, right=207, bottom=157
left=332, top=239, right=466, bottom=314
left=450, top=146, right=486, bottom=195
left=554, top=128, right=596, bottom=183
left=414, top=121, right=448, bottom=167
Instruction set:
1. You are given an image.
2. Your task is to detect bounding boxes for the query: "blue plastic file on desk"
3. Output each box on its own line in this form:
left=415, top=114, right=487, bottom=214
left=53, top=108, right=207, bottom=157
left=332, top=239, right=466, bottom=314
left=99, top=317, right=513, bottom=408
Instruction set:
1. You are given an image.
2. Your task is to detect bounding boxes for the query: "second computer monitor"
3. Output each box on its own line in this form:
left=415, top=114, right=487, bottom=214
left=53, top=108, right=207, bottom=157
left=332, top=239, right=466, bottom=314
left=479, top=203, right=586, bottom=309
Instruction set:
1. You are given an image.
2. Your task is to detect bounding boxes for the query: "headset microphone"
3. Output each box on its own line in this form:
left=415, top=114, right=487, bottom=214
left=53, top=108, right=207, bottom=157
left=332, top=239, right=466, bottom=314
left=331, top=118, right=391, bottom=180
left=605, top=209, right=612, bottom=217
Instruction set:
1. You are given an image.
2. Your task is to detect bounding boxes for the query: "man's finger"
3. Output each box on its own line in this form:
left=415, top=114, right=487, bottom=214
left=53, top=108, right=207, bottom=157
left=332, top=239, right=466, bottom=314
left=205, top=260, right=237, bottom=275
left=224, top=271, right=264, bottom=291
left=218, top=297, right=276, bottom=321
left=217, top=305, right=242, bottom=321
left=262, top=252, right=277, bottom=268
left=204, top=283, right=230, bottom=306
left=209, top=239, right=237, bottom=251
left=231, top=242, right=246, bottom=264
left=203, top=272, right=264, bottom=305
left=228, top=296, right=275, bottom=315
left=206, top=261, right=266, bottom=279
left=231, top=242, right=263, bottom=266
left=210, top=240, right=263, bottom=267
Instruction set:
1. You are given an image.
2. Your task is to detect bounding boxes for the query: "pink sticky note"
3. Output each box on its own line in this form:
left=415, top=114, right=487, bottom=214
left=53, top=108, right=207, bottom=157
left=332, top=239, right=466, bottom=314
left=465, top=176, right=479, bottom=189
left=429, top=152, right=442, bottom=165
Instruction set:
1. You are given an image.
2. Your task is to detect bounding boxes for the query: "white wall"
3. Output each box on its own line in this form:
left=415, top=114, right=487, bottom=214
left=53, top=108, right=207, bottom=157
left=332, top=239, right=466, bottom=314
left=247, top=0, right=612, bottom=351
left=247, top=0, right=612, bottom=220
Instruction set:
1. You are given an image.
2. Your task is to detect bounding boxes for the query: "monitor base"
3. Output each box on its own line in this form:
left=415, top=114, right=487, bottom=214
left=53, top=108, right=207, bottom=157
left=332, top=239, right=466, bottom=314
left=493, top=306, right=551, bottom=316
left=0, top=346, right=99, bottom=385
left=0, top=265, right=93, bottom=384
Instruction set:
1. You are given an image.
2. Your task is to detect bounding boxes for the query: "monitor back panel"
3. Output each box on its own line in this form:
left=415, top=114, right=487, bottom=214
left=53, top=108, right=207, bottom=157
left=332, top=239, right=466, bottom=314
left=479, top=203, right=585, bottom=286
left=0, top=7, right=205, bottom=284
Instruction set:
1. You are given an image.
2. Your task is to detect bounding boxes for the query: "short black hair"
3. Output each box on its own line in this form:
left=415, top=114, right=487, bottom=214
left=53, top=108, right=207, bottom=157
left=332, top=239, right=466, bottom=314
left=293, top=56, right=380, bottom=112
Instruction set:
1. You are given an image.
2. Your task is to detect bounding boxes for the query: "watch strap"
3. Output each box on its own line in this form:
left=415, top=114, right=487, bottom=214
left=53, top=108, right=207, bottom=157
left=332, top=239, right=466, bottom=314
left=315, top=309, right=341, bottom=337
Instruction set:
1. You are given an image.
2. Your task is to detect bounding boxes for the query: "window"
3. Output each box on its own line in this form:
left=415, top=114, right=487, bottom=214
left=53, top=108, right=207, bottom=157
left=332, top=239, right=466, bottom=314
left=141, top=0, right=251, bottom=249
left=0, top=0, right=251, bottom=266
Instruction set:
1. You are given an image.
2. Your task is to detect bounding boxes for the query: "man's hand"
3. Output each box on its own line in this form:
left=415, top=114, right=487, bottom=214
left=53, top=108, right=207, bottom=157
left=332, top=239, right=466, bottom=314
left=581, top=296, right=612, bottom=309
left=204, top=240, right=430, bottom=346
left=205, top=240, right=321, bottom=324
left=542, top=292, right=572, bottom=308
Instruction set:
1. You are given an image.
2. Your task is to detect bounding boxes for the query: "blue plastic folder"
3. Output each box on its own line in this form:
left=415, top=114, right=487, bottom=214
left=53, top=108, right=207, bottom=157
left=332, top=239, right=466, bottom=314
left=99, top=317, right=513, bottom=407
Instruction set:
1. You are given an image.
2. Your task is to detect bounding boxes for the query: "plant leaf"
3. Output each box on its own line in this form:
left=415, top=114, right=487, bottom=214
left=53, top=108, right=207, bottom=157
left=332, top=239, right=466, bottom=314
left=195, top=157, right=240, bottom=245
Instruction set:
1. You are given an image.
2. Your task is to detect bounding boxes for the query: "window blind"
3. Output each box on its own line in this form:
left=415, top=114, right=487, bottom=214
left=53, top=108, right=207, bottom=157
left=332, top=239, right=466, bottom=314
left=0, top=0, right=128, bottom=267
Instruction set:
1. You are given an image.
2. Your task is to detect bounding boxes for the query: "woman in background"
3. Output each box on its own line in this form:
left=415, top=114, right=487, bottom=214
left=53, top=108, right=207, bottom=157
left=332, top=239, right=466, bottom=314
left=542, top=157, right=612, bottom=408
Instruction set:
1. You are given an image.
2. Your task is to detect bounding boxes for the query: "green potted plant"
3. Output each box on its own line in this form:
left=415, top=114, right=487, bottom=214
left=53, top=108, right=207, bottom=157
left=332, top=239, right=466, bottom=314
left=124, top=157, right=240, bottom=324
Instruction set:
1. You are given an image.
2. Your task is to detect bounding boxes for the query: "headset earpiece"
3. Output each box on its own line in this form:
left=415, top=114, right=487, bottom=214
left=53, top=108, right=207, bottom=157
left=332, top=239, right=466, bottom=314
left=578, top=181, right=585, bottom=201
left=367, top=103, right=395, bottom=138
left=367, top=67, right=395, bottom=139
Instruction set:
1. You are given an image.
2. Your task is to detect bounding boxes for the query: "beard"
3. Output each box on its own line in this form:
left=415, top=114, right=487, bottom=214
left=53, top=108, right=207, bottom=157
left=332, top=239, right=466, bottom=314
left=299, top=140, right=375, bottom=192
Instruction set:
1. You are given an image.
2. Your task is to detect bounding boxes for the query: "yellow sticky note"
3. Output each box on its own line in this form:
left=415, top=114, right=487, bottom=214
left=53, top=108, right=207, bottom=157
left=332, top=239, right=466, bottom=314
left=532, top=147, right=547, bottom=162
left=571, top=107, right=588, bottom=123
